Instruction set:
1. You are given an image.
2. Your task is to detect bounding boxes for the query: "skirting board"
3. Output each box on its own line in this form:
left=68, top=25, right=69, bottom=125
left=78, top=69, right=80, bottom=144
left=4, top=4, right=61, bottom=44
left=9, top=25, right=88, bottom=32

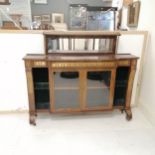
left=0, top=109, right=28, bottom=114
left=139, top=101, right=155, bottom=126
left=0, top=105, right=137, bottom=114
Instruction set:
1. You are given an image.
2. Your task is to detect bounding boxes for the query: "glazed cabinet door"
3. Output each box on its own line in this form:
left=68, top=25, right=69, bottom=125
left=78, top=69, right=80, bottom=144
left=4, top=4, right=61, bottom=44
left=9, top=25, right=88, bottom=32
left=50, top=70, right=81, bottom=112
left=84, top=69, right=116, bottom=110
left=49, top=64, right=116, bottom=112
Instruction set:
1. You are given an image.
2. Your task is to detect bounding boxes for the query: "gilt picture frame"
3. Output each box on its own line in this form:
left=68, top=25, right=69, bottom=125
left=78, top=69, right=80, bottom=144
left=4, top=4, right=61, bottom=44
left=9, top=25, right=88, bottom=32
left=41, top=14, right=51, bottom=22
left=127, top=1, right=141, bottom=27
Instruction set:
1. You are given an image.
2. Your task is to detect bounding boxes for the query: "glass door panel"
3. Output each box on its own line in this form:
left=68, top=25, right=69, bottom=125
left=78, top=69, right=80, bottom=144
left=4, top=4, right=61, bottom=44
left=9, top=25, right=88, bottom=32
left=53, top=71, right=80, bottom=111
left=114, top=67, right=130, bottom=106
left=33, top=68, right=50, bottom=110
left=86, top=71, right=111, bottom=109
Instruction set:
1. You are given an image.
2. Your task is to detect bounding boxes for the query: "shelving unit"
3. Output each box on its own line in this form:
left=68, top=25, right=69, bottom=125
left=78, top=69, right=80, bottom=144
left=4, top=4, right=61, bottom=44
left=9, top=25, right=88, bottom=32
left=23, top=31, right=138, bottom=125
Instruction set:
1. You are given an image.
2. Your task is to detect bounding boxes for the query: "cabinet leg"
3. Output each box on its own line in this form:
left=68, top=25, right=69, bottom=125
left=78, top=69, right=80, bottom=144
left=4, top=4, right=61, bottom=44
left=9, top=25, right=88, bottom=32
left=125, top=109, right=132, bottom=121
left=29, top=115, right=36, bottom=126
left=120, top=108, right=125, bottom=113
left=35, top=112, right=37, bottom=117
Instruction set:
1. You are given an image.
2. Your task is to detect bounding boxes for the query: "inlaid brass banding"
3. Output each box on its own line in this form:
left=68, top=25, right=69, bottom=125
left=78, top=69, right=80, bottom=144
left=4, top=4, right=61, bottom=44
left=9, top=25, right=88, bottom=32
left=34, top=61, right=46, bottom=67
left=117, top=60, right=130, bottom=66
left=51, top=62, right=115, bottom=68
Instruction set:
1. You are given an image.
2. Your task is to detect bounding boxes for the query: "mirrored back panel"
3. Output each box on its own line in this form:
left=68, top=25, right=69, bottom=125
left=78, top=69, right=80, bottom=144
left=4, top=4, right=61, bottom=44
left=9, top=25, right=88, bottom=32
left=47, top=38, right=115, bottom=53
left=44, top=31, right=120, bottom=54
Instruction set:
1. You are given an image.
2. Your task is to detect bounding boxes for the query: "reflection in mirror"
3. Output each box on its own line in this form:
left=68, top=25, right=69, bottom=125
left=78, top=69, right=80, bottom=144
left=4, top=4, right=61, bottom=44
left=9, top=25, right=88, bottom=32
left=31, top=0, right=118, bottom=30
left=48, top=37, right=114, bottom=53
left=0, top=0, right=121, bottom=30
left=0, top=0, right=32, bottom=29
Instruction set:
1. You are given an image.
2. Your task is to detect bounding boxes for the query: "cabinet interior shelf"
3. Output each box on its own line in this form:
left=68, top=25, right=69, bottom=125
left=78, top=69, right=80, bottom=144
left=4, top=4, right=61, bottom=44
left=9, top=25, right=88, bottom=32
left=34, top=82, right=49, bottom=90
left=54, top=86, right=109, bottom=90
left=54, top=87, right=79, bottom=90
left=87, top=86, right=109, bottom=89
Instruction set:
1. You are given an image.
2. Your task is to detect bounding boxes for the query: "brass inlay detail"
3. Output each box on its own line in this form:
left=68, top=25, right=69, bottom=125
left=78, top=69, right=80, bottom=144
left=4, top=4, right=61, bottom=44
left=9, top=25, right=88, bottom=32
left=34, top=61, right=46, bottom=67
left=118, top=60, right=130, bottom=66
left=51, top=62, right=115, bottom=68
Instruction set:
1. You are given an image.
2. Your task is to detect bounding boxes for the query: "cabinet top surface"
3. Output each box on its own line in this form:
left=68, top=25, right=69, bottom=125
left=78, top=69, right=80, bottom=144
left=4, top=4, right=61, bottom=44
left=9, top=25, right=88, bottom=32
left=43, top=30, right=121, bottom=37
left=23, top=54, right=138, bottom=62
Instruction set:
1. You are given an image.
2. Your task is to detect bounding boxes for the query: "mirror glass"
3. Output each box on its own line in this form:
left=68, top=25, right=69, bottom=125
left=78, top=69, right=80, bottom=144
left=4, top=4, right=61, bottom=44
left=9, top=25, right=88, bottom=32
left=31, top=0, right=116, bottom=30
left=0, top=0, right=121, bottom=30
left=0, top=0, right=32, bottom=29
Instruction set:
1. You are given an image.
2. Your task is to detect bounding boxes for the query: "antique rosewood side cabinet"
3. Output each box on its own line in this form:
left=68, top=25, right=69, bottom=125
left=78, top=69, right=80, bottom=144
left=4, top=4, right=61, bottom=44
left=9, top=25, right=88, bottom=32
left=23, top=31, right=138, bottom=125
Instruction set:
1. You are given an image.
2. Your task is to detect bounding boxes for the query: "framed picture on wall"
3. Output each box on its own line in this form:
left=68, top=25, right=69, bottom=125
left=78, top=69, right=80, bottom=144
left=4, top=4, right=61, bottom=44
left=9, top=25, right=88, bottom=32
left=41, top=14, right=51, bottom=22
left=34, top=0, right=47, bottom=4
left=52, top=13, right=64, bottom=23
left=33, top=15, right=41, bottom=22
left=127, top=1, right=141, bottom=27
left=123, top=0, right=133, bottom=7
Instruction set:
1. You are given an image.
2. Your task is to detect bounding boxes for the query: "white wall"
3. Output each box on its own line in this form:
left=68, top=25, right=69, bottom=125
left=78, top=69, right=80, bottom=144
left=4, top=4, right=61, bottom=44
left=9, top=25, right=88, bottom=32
left=0, top=33, right=44, bottom=111
left=112, top=0, right=155, bottom=124
left=117, top=33, right=144, bottom=106
left=137, top=0, right=155, bottom=124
